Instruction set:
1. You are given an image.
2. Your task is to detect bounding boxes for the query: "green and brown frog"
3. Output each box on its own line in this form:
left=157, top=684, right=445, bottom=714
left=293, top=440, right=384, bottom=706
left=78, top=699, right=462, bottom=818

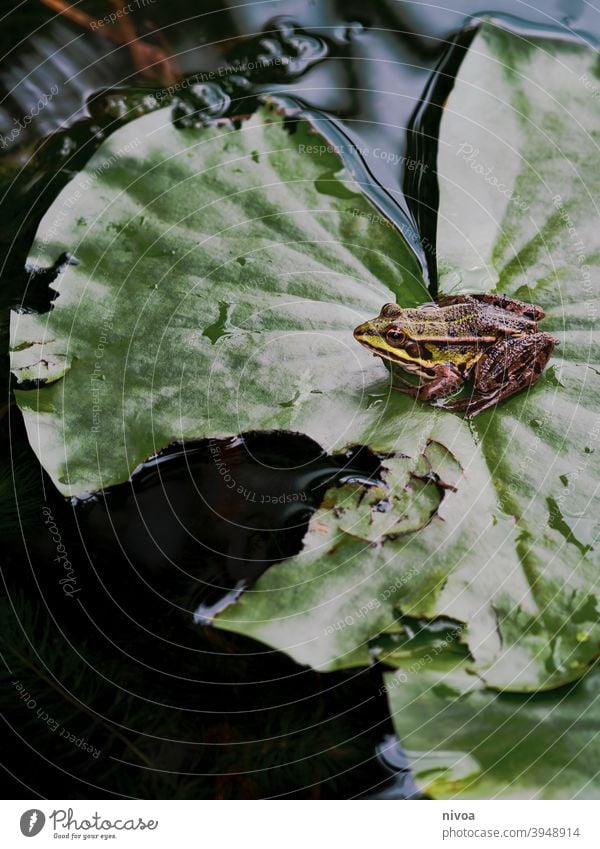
left=353, top=293, right=557, bottom=416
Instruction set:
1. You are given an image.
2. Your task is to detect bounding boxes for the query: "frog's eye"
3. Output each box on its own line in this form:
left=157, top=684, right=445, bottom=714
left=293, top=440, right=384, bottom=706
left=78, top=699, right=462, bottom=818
left=380, top=303, right=401, bottom=318
left=385, top=328, right=407, bottom=347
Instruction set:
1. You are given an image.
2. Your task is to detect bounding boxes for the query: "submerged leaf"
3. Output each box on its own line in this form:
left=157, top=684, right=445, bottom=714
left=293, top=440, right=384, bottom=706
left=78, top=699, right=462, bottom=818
left=385, top=665, right=600, bottom=798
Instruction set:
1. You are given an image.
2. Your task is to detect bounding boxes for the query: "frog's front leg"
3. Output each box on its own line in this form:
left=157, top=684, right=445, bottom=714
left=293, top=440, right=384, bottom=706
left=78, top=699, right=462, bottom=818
left=391, top=363, right=464, bottom=402
left=447, top=332, right=556, bottom=416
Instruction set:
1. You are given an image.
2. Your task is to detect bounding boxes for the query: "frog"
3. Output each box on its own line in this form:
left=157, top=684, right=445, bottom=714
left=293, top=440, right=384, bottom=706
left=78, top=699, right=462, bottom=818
left=353, top=293, right=558, bottom=416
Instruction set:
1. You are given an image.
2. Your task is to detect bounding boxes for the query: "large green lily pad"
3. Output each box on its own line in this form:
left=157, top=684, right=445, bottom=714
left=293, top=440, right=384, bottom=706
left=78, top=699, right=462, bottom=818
left=9, top=103, right=425, bottom=494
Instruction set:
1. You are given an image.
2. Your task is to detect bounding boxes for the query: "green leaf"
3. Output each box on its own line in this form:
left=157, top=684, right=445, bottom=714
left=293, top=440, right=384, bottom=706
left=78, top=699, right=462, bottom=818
left=436, top=23, right=600, bottom=685
left=384, top=664, right=600, bottom=798
left=9, top=104, right=425, bottom=495
left=437, top=24, right=600, bottom=299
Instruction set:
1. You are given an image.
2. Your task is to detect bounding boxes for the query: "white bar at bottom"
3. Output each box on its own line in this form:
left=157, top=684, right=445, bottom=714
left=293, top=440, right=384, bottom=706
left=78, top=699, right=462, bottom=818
left=1, top=799, right=599, bottom=848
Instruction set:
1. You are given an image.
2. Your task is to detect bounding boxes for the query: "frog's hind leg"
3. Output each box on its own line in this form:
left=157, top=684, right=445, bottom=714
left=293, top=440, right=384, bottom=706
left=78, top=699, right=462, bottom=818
left=437, top=293, right=544, bottom=321
left=447, top=332, right=556, bottom=417
left=471, top=293, right=545, bottom=321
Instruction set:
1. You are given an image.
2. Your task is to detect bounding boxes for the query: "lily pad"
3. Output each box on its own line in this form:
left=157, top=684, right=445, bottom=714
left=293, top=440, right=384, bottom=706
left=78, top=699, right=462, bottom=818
left=9, top=103, right=425, bottom=494
left=384, top=664, right=600, bottom=798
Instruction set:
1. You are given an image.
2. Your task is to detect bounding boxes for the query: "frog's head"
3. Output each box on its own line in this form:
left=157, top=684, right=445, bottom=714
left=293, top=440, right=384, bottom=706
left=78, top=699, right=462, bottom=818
left=353, top=302, right=429, bottom=371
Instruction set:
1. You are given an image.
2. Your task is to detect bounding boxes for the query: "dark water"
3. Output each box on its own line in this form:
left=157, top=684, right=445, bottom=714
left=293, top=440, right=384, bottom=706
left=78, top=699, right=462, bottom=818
left=2, top=0, right=595, bottom=800
left=73, top=434, right=381, bottom=619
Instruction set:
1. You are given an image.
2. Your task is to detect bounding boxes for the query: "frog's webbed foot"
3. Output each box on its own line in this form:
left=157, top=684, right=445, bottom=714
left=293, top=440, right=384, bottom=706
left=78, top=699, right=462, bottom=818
left=445, top=391, right=504, bottom=417
left=446, top=332, right=557, bottom=417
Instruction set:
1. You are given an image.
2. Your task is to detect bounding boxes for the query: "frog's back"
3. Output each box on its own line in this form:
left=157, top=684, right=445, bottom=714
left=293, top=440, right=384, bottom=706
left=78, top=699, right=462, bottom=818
left=401, top=303, right=487, bottom=338
left=414, top=302, right=535, bottom=337
left=472, top=302, right=539, bottom=335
